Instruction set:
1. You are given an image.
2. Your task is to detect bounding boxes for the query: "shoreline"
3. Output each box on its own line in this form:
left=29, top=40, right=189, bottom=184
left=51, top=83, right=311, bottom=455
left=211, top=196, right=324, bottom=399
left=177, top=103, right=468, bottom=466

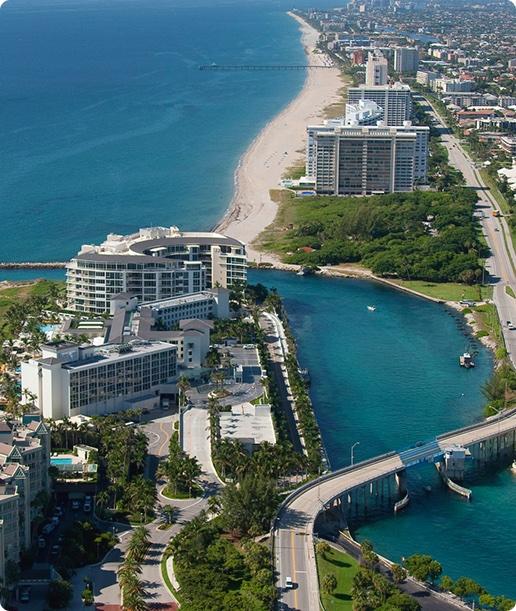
left=215, top=12, right=343, bottom=262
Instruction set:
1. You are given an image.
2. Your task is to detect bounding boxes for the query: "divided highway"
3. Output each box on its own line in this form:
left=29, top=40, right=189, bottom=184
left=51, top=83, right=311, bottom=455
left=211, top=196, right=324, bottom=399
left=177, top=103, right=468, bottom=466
left=419, top=95, right=516, bottom=366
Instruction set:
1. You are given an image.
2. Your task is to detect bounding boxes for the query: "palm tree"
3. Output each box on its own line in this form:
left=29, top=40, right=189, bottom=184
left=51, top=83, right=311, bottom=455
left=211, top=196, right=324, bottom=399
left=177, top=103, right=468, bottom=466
left=177, top=375, right=190, bottom=407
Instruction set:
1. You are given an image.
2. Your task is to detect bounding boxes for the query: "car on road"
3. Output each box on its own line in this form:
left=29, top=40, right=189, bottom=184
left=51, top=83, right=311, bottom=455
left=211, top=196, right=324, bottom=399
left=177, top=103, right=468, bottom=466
left=50, top=544, right=61, bottom=557
left=42, top=522, right=55, bottom=535
left=19, top=587, right=30, bottom=603
left=285, top=576, right=293, bottom=589
left=508, top=323, right=516, bottom=331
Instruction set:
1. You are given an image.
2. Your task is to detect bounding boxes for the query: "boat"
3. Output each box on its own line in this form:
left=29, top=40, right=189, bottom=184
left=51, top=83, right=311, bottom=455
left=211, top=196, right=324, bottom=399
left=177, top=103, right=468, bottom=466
left=367, top=305, right=376, bottom=312
left=511, top=460, right=516, bottom=472
left=459, top=352, right=475, bottom=368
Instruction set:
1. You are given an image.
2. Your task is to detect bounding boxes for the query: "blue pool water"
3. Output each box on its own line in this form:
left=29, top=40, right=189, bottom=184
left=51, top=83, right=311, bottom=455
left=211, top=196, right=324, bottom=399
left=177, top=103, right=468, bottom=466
left=51, top=457, right=73, bottom=465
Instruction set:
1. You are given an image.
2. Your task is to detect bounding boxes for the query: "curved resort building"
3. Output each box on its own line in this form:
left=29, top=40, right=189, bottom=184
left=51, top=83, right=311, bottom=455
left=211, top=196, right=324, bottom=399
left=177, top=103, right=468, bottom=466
left=66, top=226, right=247, bottom=313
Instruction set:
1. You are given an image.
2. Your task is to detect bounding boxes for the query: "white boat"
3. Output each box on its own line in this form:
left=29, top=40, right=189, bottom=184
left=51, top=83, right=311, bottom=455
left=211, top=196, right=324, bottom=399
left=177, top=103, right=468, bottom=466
left=367, top=305, right=376, bottom=312
left=459, top=352, right=475, bottom=368
left=511, top=460, right=516, bottom=472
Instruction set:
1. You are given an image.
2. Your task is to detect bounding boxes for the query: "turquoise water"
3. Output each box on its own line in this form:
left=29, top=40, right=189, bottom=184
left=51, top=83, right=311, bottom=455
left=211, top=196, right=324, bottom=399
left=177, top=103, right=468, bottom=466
left=0, top=0, right=305, bottom=261
left=249, top=270, right=515, bottom=598
left=2, top=0, right=515, bottom=598
left=51, top=457, right=73, bottom=465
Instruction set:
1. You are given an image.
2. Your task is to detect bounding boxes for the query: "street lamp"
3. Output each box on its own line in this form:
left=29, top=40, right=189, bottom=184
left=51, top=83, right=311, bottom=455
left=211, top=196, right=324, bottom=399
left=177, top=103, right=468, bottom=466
left=351, top=441, right=360, bottom=466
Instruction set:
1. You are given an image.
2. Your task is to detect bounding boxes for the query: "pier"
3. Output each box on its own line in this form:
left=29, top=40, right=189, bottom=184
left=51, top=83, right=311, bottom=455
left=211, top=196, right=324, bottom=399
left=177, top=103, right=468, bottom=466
left=199, top=64, right=334, bottom=71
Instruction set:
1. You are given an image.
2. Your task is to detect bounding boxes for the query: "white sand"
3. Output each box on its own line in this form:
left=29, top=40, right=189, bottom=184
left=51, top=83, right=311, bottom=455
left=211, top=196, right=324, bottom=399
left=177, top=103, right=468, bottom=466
left=216, top=13, right=344, bottom=262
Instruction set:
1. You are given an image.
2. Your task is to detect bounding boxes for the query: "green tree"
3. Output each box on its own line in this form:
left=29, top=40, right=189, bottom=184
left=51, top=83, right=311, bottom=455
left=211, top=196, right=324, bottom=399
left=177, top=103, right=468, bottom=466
left=322, top=573, right=338, bottom=596
left=391, top=563, right=407, bottom=584
left=316, top=541, right=331, bottom=559
left=46, top=580, right=73, bottom=609
left=404, top=554, right=442, bottom=584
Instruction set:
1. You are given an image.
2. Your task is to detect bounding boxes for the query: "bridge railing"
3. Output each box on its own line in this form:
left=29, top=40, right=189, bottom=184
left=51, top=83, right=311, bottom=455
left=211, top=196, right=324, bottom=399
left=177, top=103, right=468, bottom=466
left=437, top=407, right=516, bottom=443
left=276, top=450, right=398, bottom=519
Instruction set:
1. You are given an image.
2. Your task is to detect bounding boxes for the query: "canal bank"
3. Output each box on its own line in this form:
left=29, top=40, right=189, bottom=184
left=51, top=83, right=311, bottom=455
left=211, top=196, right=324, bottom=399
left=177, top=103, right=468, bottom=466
left=249, top=269, right=516, bottom=599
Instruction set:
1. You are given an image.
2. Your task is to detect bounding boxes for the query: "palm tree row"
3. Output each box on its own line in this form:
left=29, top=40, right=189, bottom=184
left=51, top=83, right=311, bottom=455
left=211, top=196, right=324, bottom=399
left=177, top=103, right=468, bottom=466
left=118, top=526, right=150, bottom=611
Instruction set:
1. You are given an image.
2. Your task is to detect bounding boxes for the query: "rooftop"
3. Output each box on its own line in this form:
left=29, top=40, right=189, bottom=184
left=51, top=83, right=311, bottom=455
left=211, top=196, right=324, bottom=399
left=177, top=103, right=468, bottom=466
left=219, top=403, right=276, bottom=447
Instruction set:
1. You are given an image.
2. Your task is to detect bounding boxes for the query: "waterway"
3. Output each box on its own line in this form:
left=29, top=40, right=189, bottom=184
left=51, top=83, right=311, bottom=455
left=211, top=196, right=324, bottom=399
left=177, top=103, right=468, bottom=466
left=249, top=269, right=516, bottom=598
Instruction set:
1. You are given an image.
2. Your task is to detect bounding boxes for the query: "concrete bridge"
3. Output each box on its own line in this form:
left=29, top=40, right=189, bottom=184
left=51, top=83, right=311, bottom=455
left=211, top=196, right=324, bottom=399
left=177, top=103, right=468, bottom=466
left=275, top=408, right=516, bottom=611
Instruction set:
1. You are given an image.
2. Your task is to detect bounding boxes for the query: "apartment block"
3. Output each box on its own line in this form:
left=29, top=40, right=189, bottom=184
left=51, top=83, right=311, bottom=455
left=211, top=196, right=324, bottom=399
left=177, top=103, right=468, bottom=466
left=312, top=123, right=429, bottom=195
left=347, top=83, right=412, bottom=126
left=394, top=46, right=419, bottom=74
left=365, top=50, right=388, bottom=86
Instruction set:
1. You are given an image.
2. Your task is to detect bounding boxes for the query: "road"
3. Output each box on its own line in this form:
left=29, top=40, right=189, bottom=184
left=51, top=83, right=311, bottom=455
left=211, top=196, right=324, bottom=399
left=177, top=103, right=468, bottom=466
left=75, top=409, right=220, bottom=610
left=419, top=95, right=516, bottom=366
left=275, top=408, right=516, bottom=610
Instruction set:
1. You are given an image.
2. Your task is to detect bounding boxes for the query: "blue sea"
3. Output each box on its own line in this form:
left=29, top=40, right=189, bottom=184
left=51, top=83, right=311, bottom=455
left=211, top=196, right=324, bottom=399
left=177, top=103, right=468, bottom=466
left=0, top=0, right=307, bottom=261
left=2, top=0, right=515, bottom=600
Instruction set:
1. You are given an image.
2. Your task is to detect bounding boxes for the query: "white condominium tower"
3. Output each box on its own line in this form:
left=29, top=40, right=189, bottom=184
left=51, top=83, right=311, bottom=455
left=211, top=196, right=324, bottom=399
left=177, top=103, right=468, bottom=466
left=347, top=83, right=412, bottom=126
left=394, top=47, right=419, bottom=74
left=365, top=50, right=389, bottom=86
left=312, top=122, right=429, bottom=195
left=66, top=226, right=247, bottom=313
left=306, top=100, right=383, bottom=177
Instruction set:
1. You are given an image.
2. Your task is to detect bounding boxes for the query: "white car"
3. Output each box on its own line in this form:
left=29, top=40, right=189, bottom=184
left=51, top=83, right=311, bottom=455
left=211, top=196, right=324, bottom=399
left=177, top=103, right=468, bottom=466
left=285, top=576, right=294, bottom=589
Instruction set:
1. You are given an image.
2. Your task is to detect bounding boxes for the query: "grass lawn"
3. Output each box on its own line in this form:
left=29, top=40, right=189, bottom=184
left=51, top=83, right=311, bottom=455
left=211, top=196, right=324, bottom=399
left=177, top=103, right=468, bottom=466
left=162, top=483, right=203, bottom=500
left=390, top=280, right=492, bottom=302
left=506, top=286, right=516, bottom=299
left=0, top=280, right=64, bottom=326
left=316, top=545, right=359, bottom=610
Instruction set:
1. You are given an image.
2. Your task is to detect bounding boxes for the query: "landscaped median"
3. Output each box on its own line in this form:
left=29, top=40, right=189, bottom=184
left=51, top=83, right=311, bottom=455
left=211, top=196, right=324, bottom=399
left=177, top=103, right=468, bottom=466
left=315, top=542, right=358, bottom=610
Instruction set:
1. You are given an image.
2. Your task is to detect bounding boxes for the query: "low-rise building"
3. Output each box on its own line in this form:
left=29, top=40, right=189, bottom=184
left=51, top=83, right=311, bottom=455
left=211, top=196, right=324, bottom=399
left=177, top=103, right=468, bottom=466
left=219, top=403, right=276, bottom=454
left=501, top=135, right=516, bottom=156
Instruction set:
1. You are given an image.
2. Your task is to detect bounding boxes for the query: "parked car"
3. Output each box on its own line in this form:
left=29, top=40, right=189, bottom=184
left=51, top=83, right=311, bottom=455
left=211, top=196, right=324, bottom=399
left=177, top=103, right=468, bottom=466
left=38, top=536, right=46, bottom=549
left=42, top=522, right=55, bottom=535
left=83, top=502, right=91, bottom=513
left=50, top=544, right=61, bottom=557
left=51, top=516, right=59, bottom=525
left=19, top=588, right=30, bottom=603
left=71, top=500, right=80, bottom=510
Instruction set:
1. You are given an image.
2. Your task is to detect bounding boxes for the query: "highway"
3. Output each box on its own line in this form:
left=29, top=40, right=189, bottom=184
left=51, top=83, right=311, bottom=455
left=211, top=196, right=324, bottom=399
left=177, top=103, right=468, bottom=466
left=275, top=409, right=516, bottom=610
left=419, top=95, right=516, bottom=366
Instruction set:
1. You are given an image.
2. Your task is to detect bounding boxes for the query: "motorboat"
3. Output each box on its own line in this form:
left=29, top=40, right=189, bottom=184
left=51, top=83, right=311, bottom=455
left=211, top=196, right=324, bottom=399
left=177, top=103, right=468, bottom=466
left=459, top=352, right=475, bottom=368
left=367, top=305, right=376, bottom=312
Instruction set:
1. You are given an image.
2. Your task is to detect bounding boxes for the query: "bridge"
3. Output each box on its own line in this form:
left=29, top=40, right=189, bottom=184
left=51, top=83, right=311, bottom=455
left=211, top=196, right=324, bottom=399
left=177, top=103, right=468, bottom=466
left=198, top=64, right=334, bottom=71
left=275, top=408, right=516, bottom=611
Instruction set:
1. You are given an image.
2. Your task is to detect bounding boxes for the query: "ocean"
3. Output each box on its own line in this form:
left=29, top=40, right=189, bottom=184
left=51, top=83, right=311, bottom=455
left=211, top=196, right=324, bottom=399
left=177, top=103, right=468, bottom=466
left=2, top=0, right=515, bottom=599
left=0, top=0, right=306, bottom=261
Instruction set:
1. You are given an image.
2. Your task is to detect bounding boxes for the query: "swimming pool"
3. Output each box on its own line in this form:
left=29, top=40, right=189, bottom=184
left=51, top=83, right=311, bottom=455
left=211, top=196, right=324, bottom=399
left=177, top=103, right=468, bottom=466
left=51, top=457, right=73, bottom=465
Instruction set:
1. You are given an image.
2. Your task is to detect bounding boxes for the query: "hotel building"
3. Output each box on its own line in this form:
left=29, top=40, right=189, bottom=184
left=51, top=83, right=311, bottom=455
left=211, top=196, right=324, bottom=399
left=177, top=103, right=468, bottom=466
left=21, top=340, right=178, bottom=419
left=66, top=226, right=247, bottom=314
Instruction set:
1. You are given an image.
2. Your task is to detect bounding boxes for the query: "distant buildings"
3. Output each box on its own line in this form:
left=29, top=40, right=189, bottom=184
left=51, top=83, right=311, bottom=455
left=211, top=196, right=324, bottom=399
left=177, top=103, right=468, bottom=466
left=66, top=226, right=247, bottom=314
left=394, top=46, right=419, bottom=73
left=0, top=419, right=50, bottom=582
left=416, top=69, right=438, bottom=87
left=347, top=83, right=412, bottom=126
left=311, top=123, right=429, bottom=195
left=501, top=136, right=516, bottom=157
left=365, top=50, right=388, bottom=85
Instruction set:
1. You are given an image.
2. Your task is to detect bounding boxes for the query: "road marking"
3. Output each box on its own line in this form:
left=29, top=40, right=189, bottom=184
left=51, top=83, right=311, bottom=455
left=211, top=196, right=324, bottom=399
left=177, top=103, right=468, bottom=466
left=290, top=530, right=299, bottom=610
left=158, top=422, right=171, bottom=455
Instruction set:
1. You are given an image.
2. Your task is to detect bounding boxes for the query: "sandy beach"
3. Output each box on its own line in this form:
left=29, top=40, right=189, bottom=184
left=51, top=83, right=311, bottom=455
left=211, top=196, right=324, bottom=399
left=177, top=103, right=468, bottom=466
left=216, top=13, right=343, bottom=262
